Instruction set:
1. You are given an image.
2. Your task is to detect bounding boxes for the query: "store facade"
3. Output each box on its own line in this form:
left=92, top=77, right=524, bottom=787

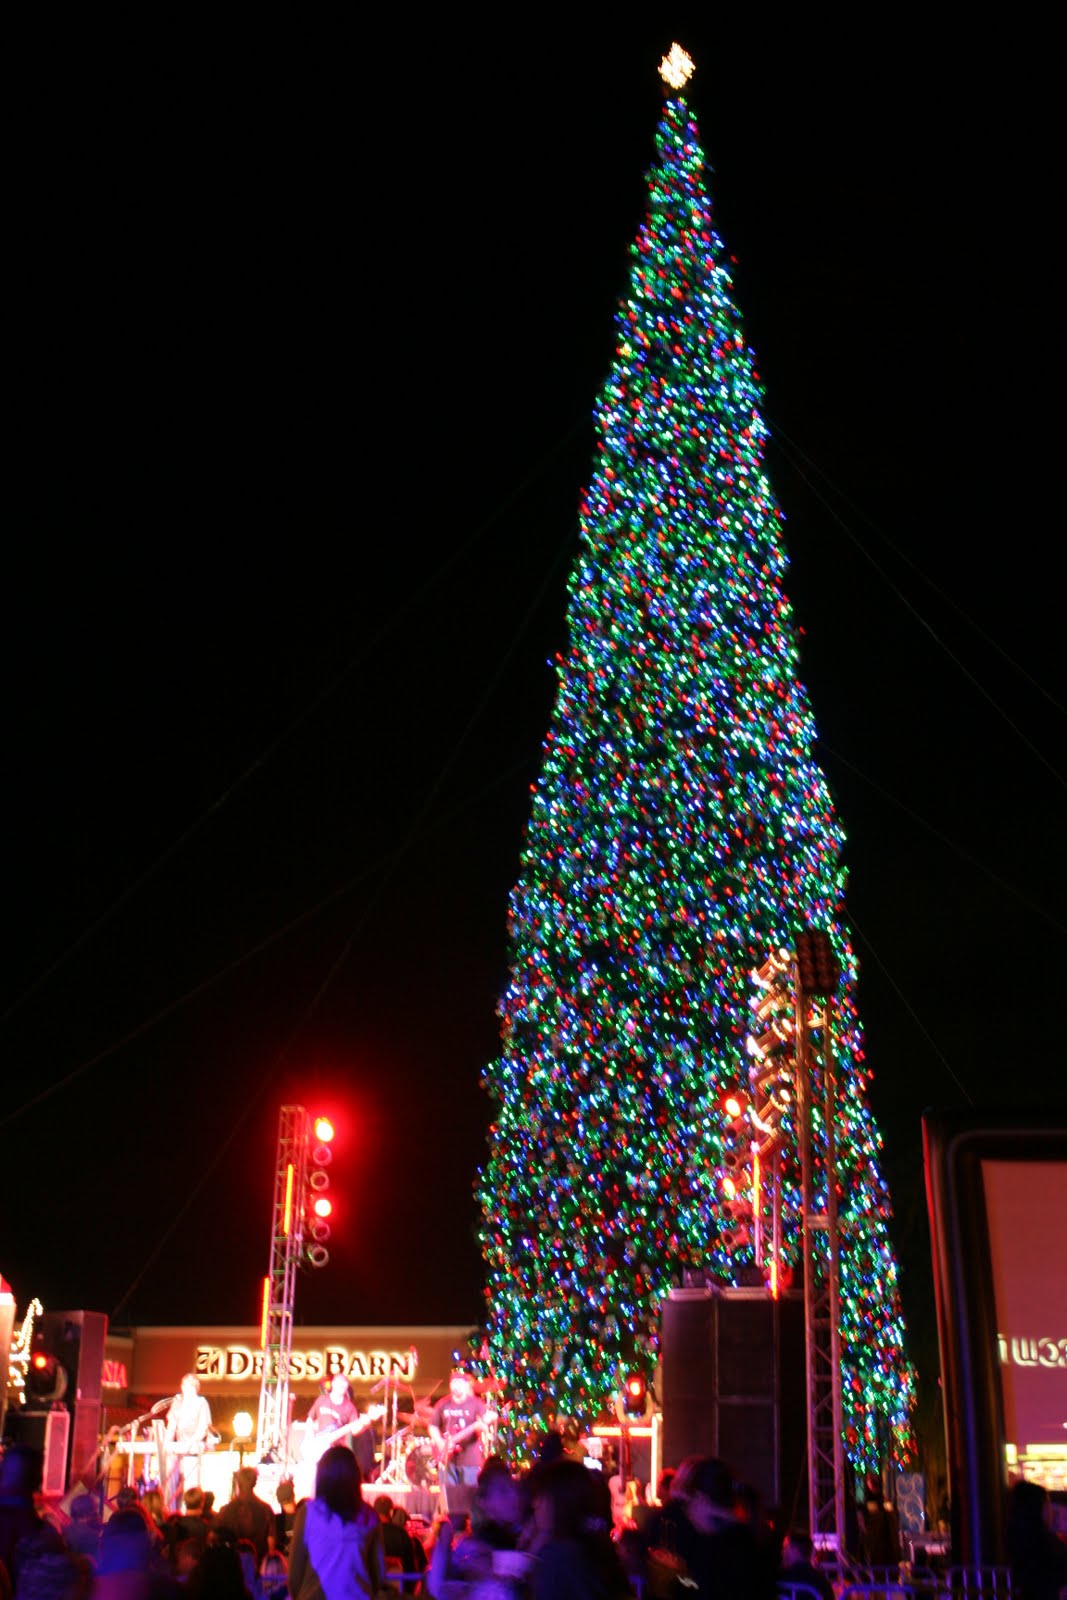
left=104, top=1323, right=475, bottom=1440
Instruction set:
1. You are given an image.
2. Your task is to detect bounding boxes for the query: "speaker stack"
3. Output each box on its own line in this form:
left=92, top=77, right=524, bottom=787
left=660, top=1286, right=806, bottom=1514
left=37, top=1310, right=109, bottom=1491
left=3, top=1408, right=72, bottom=1497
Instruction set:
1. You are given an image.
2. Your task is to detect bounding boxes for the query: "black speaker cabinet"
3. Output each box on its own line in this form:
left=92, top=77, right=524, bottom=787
left=660, top=1286, right=806, bottom=1513
left=38, top=1310, right=108, bottom=1489
left=3, top=1407, right=71, bottom=1498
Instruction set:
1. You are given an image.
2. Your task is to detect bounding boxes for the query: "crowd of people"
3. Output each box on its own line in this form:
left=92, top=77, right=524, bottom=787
left=0, top=1423, right=852, bottom=1600
left=4, top=1424, right=1066, bottom=1600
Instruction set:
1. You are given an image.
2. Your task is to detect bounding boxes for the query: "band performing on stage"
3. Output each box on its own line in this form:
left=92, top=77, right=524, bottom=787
left=104, top=1362, right=505, bottom=1516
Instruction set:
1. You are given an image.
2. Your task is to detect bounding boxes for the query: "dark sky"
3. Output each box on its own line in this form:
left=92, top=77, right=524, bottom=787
left=4, top=20, right=1063, bottom=1415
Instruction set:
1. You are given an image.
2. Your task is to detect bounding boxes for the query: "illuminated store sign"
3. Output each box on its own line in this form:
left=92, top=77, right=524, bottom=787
left=998, top=1335, right=1067, bottom=1369
left=193, top=1344, right=418, bottom=1383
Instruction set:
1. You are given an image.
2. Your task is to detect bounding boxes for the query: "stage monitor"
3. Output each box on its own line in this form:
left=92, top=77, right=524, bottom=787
left=923, top=1110, right=1067, bottom=1568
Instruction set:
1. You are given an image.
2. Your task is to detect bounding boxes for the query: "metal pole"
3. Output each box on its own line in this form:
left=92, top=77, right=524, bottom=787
left=818, top=995, right=847, bottom=1548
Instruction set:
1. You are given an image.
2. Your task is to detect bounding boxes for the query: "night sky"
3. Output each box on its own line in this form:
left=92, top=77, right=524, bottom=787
left=4, top=21, right=1063, bottom=1427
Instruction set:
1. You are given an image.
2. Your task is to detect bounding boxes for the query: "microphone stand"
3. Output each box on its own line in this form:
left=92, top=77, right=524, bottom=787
left=376, top=1374, right=414, bottom=1490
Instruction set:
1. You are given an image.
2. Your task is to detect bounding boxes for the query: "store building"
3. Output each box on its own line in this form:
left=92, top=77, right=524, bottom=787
left=103, top=1322, right=475, bottom=1438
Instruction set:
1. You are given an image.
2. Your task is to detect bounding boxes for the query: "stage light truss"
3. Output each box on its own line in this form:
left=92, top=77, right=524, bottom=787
left=746, top=935, right=847, bottom=1552
left=256, top=1106, right=312, bottom=1461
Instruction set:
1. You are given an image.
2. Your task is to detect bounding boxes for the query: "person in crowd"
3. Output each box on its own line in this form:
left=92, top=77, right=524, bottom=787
left=234, top=1538, right=262, bottom=1600
left=371, top=1496, right=419, bottom=1584
left=426, top=1459, right=533, bottom=1594
left=470, top=1461, right=526, bottom=1554
left=272, top=1484, right=297, bottom=1559
left=216, top=1472, right=275, bottom=1565
left=733, top=1479, right=778, bottom=1592
left=138, top=1493, right=167, bottom=1548
left=12, top=1541, right=90, bottom=1600
left=534, top=1433, right=565, bottom=1471
left=641, top=1458, right=692, bottom=1594
left=428, top=1372, right=494, bottom=1522
left=524, top=1458, right=633, bottom=1599
left=169, top=1538, right=202, bottom=1588
left=1005, top=1477, right=1067, bottom=1600
left=286, top=1446, right=383, bottom=1600
left=65, top=1497, right=104, bottom=1565
left=183, top=1542, right=247, bottom=1600
left=94, top=1508, right=178, bottom=1600
left=0, top=1448, right=63, bottom=1585
left=778, top=1529, right=834, bottom=1600
left=258, top=1535, right=287, bottom=1600
left=856, top=1476, right=898, bottom=1568
left=390, top=1509, right=427, bottom=1580
left=669, top=1456, right=777, bottom=1599
left=172, top=1490, right=211, bottom=1559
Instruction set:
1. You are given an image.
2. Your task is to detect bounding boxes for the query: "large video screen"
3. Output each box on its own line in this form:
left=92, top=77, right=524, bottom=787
left=924, top=1112, right=1067, bottom=1565
left=982, top=1159, right=1067, bottom=1492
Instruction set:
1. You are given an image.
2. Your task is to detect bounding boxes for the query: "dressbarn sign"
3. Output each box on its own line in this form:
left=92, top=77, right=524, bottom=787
left=126, top=1326, right=471, bottom=1400
left=193, top=1344, right=418, bottom=1384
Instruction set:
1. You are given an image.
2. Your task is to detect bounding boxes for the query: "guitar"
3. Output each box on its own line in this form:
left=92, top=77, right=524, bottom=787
left=432, top=1409, right=498, bottom=1470
left=301, top=1405, right=385, bottom=1463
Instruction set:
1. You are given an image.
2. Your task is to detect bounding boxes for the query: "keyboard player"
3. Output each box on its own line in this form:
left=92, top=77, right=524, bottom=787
left=163, top=1373, right=213, bottom=1507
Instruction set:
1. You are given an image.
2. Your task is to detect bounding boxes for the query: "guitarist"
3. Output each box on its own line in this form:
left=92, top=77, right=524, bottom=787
left=428, top=1369, right=494, bottom=1519
left=305, top=1375, right=378, bottom=1484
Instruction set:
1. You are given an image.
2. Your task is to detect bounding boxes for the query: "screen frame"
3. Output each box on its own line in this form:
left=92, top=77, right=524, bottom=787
left=923, top=1109, right=1067, bottom=1567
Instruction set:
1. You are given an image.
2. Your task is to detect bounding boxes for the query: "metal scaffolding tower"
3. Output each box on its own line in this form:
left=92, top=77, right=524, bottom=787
left=256, top=1105, right=312, bottom=1461
left=747, top=935, right=846, bottom=1551
left=795, top=968, right=847, bottom=1552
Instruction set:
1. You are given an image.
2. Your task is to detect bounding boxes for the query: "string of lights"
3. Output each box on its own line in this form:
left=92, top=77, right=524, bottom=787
left=479, top=57, right=916, bottom=1473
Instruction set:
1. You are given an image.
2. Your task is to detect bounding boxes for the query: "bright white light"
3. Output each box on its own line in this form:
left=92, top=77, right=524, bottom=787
left=659, top=43, right=695, bottom=91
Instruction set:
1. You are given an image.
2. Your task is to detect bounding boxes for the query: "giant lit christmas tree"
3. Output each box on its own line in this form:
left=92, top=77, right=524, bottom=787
left=478, top=46, right=915, bottom=1474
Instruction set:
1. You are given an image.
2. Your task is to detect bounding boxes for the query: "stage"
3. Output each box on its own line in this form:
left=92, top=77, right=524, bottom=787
left=107, top=1443, right=438, bottom=1519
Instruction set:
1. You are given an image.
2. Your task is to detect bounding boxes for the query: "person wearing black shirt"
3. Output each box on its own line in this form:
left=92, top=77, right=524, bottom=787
left=779, top=1530, right=835, bottom=1600
left=428, top=1370, right=495, bottom=1519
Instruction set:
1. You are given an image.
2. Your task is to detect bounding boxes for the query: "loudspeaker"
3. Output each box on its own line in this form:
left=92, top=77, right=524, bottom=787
left=3, top=1408, right=71, bottom=1497
left=660, top=1287, right=806, bottom=1512
left=37, top=1311, right=108, bottom=1489
left=660, top=1289, right=717, bottom=1464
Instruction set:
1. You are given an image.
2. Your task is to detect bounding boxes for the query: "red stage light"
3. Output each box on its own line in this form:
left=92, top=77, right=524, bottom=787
left=313, top=1196, right=332, bottom=1219
left=621, top=1371, right=649, bottom=1418
left=314, top=1117, right=335, bottom=1144
left=26, top=1347, right=66, bottom=1402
